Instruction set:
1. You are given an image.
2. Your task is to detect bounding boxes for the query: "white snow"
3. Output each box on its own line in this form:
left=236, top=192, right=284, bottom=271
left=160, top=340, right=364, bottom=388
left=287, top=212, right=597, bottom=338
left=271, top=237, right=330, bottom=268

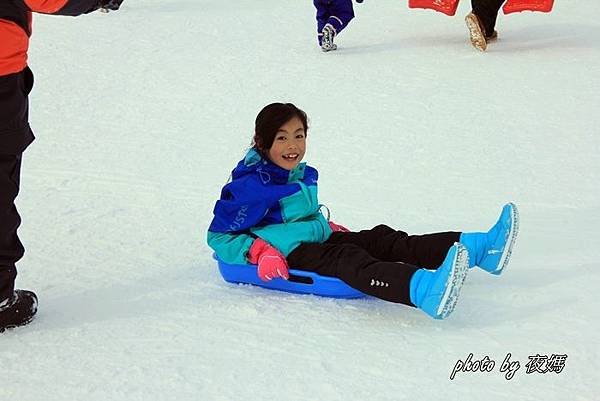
left=1, top=1, right=599, bottom=400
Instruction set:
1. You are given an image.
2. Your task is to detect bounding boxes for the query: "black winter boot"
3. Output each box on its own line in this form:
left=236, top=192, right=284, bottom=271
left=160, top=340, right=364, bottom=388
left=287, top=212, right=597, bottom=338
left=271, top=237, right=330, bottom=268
left=0, top=289, right=38, bottom=333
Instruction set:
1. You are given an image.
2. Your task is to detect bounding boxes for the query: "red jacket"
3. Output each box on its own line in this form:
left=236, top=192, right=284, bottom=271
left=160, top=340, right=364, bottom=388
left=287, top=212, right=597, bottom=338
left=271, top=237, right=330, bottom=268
left=0, top=0, right=98, bottom=76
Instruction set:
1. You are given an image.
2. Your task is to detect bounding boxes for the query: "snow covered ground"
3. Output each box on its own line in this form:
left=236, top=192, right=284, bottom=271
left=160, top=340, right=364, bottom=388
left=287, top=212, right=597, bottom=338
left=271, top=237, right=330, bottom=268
left=2, top=1, right=599, bottom=400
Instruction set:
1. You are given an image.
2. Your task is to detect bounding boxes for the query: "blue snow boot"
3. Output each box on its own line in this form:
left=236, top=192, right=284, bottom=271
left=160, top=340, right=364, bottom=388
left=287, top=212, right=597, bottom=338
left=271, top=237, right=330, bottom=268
left=409, top=243, right=470, bottom=320
left=460, top=203, right=520, bottom=275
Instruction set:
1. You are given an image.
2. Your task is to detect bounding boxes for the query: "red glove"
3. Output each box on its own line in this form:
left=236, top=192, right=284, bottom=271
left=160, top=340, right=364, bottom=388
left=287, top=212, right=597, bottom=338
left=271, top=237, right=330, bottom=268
left=247, top=238, right=289, bottom=281
left=329, top=221, right=350, bottom=232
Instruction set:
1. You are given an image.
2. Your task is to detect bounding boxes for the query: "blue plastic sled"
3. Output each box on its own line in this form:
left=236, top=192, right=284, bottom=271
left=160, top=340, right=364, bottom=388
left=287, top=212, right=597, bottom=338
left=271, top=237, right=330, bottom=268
left=214, top=254, right=366, bottom=299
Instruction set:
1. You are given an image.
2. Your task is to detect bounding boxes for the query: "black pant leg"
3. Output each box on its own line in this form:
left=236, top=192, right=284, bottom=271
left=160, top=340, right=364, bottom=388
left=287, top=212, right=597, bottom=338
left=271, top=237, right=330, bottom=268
left=0, top=67, right=35, bottom=154
left=0, top=67, right=35, bottom=302
left=287, top=242, right=420, bottom=306
left=327, top=224, right=460, bottom=269
left=471, top=0, right=506, bottom=35
left=0, top=154, right=24, bottom=301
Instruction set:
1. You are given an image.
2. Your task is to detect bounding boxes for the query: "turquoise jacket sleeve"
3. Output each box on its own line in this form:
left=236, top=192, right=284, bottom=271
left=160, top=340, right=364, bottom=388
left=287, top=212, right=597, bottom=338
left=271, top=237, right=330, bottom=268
left=207, top=231, right=256, bottom=265
left=250, top=212, right=331, bottom=257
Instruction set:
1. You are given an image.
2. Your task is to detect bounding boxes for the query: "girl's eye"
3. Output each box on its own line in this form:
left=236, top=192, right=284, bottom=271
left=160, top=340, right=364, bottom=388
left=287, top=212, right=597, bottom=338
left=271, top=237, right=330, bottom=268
left=296, top=134, right=305, bottom=139
left=276, top=136, right=286, bottom=141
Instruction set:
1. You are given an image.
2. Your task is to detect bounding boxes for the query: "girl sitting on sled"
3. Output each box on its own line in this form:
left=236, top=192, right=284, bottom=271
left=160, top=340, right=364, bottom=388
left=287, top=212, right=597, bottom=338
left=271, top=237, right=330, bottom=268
left=207, top=103, right=519, bottom=319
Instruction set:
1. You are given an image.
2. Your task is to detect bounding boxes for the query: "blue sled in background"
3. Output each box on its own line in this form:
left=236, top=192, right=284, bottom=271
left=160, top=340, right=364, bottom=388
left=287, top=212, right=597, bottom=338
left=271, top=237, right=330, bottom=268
left=214, top=254, right=366, bottom=299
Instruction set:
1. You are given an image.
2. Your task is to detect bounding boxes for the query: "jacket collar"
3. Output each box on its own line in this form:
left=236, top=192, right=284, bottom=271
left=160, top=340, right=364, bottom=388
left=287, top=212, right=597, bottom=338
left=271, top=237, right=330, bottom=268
left=242, top=148, right=306, bottom=184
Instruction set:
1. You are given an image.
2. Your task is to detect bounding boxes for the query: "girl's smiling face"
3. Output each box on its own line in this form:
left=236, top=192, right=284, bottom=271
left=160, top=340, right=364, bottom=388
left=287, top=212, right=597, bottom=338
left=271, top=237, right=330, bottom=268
left=267, top=116, right=306, bottom=171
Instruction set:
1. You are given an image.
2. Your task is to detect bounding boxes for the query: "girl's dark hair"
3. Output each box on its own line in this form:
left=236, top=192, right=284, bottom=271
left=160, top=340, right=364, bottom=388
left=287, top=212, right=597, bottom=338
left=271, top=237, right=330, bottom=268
left=253, top=103, right=308, bottom=156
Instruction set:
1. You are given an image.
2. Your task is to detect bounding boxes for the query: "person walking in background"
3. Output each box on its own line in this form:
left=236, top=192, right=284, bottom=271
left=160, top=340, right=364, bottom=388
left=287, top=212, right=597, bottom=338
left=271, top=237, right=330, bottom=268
left=313, top=0, right=362, bottom=52
left=409, top=0, right=554, bottom=51
left=465, top=0, right=505, bottom=51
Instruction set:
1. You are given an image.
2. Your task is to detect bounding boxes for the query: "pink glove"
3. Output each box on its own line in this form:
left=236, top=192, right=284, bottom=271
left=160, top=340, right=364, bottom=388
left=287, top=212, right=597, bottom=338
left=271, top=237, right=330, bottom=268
left=329, top=221, right=350, bottom=232
left=247, top=238, right=289, bottom=281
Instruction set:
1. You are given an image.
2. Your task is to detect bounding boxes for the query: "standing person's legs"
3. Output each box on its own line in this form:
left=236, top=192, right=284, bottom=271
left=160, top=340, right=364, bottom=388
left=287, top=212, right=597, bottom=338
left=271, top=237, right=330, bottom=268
left=0, top=68, right=34, bottom=303
left=0, top=67, right=37, bottom=332
left=326, top=0, right=355, bottom=35
left=471, top=0, right=506, bottom=36
left=327, top=224, right=460, bottom=269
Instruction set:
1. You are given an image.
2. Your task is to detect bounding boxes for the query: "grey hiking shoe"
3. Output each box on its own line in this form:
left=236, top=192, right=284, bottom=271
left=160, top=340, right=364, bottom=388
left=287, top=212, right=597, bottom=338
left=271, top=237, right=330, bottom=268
left=465, top=12, right=491, bottom=51
left=321, top=24, right=337, bottom=52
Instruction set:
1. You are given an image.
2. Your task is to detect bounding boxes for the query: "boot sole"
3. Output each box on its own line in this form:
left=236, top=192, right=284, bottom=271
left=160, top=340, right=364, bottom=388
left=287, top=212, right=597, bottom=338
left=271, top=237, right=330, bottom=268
left=0, top=314, right=35, bottom=333
left=465, top=13, right=487, bottom=51
left=491, top=203, right=520, bottom=275
left=437, top=243, right=470, bottom=319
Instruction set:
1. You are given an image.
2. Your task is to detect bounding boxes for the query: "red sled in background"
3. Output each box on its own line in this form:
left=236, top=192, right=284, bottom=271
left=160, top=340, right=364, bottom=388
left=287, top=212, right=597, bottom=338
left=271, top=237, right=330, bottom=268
left=408, top=0, right=554, bottom=16
left=502, top=0, right=554, bottom=14
left=408, top=0, right=460, bottom=16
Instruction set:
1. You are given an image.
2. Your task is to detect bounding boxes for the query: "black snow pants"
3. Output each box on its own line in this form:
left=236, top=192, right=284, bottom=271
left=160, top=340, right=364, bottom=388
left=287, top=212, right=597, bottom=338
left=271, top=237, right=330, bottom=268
left=0, top=67, right=35, bottom=302
left=287, top=224, right=460, bottom=306
left=472, top=0, right=506, bottom=36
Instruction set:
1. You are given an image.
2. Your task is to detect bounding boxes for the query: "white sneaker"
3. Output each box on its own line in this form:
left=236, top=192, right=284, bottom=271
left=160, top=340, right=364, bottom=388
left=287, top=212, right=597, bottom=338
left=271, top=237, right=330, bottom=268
left=321, top=24, right=337, bottom=52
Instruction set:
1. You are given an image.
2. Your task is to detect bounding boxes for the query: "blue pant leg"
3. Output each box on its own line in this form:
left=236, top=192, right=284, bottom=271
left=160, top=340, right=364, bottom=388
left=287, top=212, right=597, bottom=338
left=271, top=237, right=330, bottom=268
left=313, top=0, right=331, bottom=45
left=326, top=0, right=355, bottom=35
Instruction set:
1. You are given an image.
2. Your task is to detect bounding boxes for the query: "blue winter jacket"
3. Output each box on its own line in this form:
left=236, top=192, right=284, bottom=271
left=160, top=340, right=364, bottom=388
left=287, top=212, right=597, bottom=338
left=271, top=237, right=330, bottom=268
left=207, top=149, right=332, bottom=265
